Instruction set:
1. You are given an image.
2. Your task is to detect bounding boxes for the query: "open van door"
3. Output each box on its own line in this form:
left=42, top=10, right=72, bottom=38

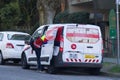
left=41, top=26, right=58, bottom=65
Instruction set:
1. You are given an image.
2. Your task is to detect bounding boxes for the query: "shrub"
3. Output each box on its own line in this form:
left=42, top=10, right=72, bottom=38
left=54, top=11, right=90, bottom=24
left=54, top=11, right=69, bottom=23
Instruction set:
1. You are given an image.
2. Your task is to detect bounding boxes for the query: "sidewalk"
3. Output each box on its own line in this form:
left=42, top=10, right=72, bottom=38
left=101, top=57, right=120, bottom=77
left=103, top=57, right=120, bottom=64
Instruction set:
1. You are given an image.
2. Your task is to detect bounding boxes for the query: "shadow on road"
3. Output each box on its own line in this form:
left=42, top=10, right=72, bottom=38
left=0, top=62, right=113, bottom=78
left=29, top=67, right=104, bottom=76
left=1, top=61, right=21, bottom=66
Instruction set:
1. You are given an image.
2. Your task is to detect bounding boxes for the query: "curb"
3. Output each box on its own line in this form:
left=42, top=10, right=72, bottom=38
left=101, top=71, right=120, bottom=78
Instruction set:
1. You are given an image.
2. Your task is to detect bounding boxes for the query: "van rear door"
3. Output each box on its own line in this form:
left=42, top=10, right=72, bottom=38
left=41, top=26, right=58, bottom=65
left=82, top=25, right=102, bottom=63
left=63, top=24, right=102, bottom=63
left=63, top=24, right=84, bottom=63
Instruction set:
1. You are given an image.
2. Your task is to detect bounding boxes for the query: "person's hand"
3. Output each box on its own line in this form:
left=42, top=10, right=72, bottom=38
left=31, top=49, right=33, bottom=54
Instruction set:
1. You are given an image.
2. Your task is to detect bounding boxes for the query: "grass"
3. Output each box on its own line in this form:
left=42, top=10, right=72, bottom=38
left=103, top=62, right=120, bottom=73
left=103, top=62, right=113, bottom=66
left=109, top=65, right=120, bottom=73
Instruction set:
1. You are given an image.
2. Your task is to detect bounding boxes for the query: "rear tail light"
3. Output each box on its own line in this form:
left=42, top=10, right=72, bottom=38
left=6, top=43, right=14, bottom=48
left=59, top=47, right=63, bottom=52
left=59, top=35, right=64, bottom=52
left=102, top=49, right=104, bottom=54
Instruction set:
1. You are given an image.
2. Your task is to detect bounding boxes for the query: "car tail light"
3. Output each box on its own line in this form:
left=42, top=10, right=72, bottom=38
left=6, top=43, right=14, bottom=48
left=59, top=35, right=64, bottom=52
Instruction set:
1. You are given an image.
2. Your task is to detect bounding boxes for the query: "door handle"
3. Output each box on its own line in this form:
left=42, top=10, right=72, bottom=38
left=87, top=46, right=93, bottom=48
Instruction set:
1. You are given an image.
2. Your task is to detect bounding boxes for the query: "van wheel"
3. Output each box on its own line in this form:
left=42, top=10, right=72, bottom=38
left=14, top=61, right=19, bottom=64
left=47, top=59, right=57, bottom=74
left=0, top=52, right=5, bottom=65
left=47, top=65, right=56, bottom=74
left=88, top=68, right=100, bottom=75
left=21, top=53, right=30, bottom=69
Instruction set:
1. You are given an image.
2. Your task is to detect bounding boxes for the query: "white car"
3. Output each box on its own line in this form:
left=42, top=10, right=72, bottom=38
left=0, top=31, right=31, bottom=64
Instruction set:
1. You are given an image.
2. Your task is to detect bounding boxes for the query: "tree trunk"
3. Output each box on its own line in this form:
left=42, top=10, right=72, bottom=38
left=45, top=7, right=55, bottom=24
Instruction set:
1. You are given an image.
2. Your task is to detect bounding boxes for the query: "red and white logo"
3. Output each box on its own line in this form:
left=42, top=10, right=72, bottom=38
left=71, top=44, right=76, bottom=49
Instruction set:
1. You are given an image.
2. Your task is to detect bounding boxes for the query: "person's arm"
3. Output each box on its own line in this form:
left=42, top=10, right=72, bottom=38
left=30, top=38, right=35, bottom=50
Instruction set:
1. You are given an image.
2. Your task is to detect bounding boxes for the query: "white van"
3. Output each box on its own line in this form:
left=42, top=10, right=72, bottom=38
left=21, top=24, right=103, bottom=74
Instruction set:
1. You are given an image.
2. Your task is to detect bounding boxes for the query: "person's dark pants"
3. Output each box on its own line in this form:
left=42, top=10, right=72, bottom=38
left=34, top=48, right=43, bottom=71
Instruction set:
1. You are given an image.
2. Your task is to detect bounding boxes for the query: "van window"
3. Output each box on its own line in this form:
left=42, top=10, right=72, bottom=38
left=32, top=29, right=42, bottom=40
left=66, top=27, right=99, bottom=43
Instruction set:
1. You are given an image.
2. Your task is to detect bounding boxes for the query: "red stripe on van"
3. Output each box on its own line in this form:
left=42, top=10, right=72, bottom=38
left=85, top=59, right=88, bottom=62
left=89, top=59, right=92, bottom=62
left=66, top=58, right=69, bottom=62
left=75, top=59, right=77, bottom=62
left=96, top=59, right=99, bottom=63
left=92, top=60, right=95, bottom=62
left=55, top=27, right=63, bottom=42
left=66, top=33, right=99, bottom=38
left=71, top=59, right=73, bottom=62
left=79, top=59, right=81, bottom=62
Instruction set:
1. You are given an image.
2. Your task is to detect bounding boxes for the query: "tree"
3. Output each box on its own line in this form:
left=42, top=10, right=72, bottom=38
left=54, top=11, right=69, bottom=23
left=54, top=11, right=90, bottom=24
left=0, top=0, right=38, bottom=32
left=67, top=12, right=89, bottom=24
left=19, top=0, right=38, bottom=29
left=0, top=1, right=21, bottom=30
left=37, top=0, right=61, bottom=24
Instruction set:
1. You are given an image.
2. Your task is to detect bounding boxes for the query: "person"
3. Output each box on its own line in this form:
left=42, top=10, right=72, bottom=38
left=33, top=36, right=43, bottom=72
left=30, top=27, right=48, bottom=72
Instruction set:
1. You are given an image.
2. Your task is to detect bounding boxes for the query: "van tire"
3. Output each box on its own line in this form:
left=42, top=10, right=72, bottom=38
left=14, top=60, right=19, bottom=64
left=47, top=65, right=56, bottom=74
left=88, top=68, right=100, bottom=75
left=0, top=52, right=5, bottom=65
left=21, top=53, right=30, bottom=69
left=47, top=59, right=57, bottom=74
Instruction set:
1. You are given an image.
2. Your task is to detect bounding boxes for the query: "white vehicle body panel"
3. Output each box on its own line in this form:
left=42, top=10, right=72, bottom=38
left=62, top=24, right=103, bottom=63
left=23, top=24, right=103, bottom=69
left=0, top=31, right=30, bottom=60
left=41, top=26, right=58, bottom=65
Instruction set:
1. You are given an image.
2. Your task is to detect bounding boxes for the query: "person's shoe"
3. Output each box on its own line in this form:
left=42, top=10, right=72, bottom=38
left=39, top=70, right=46, bottom=73
left=36, top=70, right=45, bottom=73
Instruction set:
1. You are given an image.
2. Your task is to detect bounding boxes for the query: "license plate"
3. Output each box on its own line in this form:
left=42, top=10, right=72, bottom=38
left=85, top=54, right=95, bottom=59
left=69, top=54, right=78, bottom=59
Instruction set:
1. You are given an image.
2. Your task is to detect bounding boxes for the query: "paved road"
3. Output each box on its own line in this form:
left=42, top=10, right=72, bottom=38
left=0, top=63, right=119, bottom=80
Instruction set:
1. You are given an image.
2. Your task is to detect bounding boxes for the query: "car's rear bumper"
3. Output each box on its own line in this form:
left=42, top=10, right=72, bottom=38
left=3, top=49, right=22, bottom=59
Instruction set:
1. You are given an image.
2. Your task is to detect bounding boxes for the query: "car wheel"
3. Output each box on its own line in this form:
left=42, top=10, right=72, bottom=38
left=0, top=52, right=5, bottom=65
left=21, top=53, right=30, bottom=69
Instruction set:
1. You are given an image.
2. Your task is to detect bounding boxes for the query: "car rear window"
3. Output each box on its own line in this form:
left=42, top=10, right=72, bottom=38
left=7, top=34, right=31, bottom=40
left=66, top=27, right=99, bottom=43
